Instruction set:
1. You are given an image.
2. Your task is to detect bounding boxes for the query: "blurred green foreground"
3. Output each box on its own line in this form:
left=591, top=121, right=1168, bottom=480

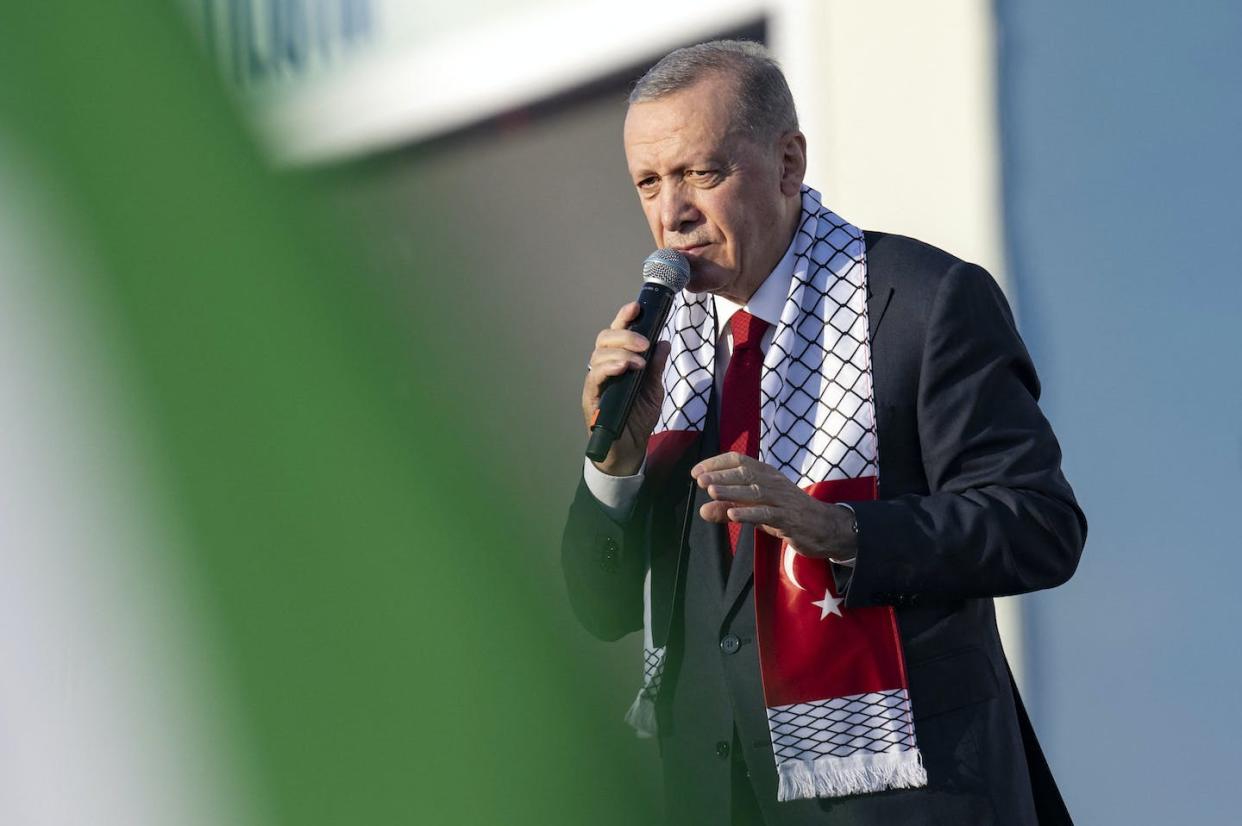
left=0, top=3, right=655, bottom=824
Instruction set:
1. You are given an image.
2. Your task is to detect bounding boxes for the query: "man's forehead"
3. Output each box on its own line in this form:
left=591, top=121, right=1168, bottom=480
left=623, top=81, right=741, bottom=165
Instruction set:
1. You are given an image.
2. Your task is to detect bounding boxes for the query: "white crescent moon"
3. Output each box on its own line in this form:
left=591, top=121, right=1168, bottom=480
left=782, top=545, right=806, bottom=591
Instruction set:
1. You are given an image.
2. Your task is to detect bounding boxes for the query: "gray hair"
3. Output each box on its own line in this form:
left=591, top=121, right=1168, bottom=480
left=629, top=40, right=799, bottom=141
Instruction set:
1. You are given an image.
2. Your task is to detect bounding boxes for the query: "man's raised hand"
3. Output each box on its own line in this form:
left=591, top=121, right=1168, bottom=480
left=691, top=452, right=858, bottom=561
left=582, top=302, right=670, bottom=476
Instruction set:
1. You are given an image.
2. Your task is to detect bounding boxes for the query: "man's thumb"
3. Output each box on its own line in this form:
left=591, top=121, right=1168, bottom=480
left=652, top=339, right=671, bottom=372
left=640, top=339, right=670, bottom=403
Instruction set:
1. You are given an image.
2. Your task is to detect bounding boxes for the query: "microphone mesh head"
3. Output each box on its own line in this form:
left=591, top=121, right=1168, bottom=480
left=642, top=249, right=691, bottom=291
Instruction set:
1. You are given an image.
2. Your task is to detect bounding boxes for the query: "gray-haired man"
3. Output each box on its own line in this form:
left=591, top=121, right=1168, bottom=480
left=565, top=40, right=1084, bottom=825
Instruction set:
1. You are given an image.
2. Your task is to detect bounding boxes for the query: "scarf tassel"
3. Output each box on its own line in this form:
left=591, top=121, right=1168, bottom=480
left=624, top=693, right=658, bottom=739
left=776, top=749, right=928, bottom=802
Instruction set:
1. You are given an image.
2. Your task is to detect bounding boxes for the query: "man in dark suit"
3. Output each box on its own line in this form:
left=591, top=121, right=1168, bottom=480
left=563, top=40, right=1085, bottom=825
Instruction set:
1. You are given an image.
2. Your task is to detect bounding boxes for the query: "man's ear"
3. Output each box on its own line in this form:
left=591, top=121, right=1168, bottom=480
left=778, top=131, right=808, bottom=196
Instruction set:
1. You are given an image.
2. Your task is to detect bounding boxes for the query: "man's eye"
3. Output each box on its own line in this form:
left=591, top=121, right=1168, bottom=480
left=637, top=176, right=658, bottom=190
left=687, top=169, right=718, bottom=182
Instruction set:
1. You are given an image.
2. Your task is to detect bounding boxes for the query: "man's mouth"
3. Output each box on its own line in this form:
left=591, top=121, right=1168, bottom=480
left=672, top=242, right=711, bottom=257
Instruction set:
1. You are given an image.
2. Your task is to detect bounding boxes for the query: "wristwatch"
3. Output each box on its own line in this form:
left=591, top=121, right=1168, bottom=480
left=836, top=502, right=859, bottom=536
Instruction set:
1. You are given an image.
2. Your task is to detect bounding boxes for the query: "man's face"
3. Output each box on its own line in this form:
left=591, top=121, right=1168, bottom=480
left=623, top=73, right=797, bottom=299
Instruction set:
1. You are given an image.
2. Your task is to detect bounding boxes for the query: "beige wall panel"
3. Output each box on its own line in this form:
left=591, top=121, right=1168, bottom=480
left=775, top=0, right=1021, bottom=685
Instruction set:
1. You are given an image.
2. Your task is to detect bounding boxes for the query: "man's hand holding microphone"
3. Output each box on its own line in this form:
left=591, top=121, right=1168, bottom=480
left=583, top=300, right=671, bottom=477
left=582, top=249, right=856, bottom=562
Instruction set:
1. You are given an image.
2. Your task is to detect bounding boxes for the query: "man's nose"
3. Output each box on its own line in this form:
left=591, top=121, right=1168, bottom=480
left=659, top=184, right=700, bottom=234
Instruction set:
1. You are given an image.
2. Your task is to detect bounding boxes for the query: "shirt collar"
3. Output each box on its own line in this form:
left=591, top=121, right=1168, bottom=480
left=712, top=235, right=796, bottom=336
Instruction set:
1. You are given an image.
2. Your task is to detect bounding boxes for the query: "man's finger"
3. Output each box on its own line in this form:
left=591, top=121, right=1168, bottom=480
left=596, top=328, right=650, bottom=352
left=589, top=348, right=645, bottom=373
left=690, top=451, right=751, bottom=480
left=638, top=340, right=672, bottom=406
left=650, top=338, right=671, bottom=370
left=609, top=301, right=640, bottom=331
left=725, top=505, right=779, bottom=525
left=705, top=483, right=763, bottom=503
left=589, top=357, right=643, bottom=380
left=698, top=500, right=735, bottom=523
left=695, top=465, right=755, bottom=488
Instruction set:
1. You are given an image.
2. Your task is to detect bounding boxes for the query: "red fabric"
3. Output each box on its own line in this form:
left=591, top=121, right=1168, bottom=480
left=645, top=429, right=700, bottom=484
left=753, top=476, right=911, bottom=707
left=718, top=311, right=769, bottom=554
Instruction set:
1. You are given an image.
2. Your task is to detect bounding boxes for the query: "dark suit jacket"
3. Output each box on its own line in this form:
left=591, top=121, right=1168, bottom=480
left=562, top=232, right=1087, bottom=825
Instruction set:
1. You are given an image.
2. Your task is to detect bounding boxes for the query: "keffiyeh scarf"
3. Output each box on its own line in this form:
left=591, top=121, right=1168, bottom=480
left=626, top=187, right=927, bottom=802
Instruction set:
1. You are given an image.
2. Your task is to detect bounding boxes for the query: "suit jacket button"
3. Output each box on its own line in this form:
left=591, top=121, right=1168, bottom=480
left=599, top=537, right=619, bottom=572
left=719, top=634, right=741, bottom=655
left=715, top=740, right=730, bottom=759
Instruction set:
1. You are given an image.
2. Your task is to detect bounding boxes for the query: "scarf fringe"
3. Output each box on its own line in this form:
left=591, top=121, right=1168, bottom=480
left=624, top=693, right=658, bottom=739
left=776, top=749, right=927, bottom=802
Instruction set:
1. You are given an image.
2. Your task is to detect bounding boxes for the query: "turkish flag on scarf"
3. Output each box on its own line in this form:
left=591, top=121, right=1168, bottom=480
left=753, top=476, right=908, bottom=707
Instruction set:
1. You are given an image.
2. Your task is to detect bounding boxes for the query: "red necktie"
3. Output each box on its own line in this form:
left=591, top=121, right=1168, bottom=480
left=718, top=310, right=769, bottom=555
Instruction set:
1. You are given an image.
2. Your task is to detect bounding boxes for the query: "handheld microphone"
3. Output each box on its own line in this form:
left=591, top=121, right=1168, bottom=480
left=585, top=249, right=691, bottom=463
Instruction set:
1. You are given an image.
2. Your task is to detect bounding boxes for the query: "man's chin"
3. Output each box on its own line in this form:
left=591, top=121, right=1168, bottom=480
left=685, top=263, right=731, bottom=295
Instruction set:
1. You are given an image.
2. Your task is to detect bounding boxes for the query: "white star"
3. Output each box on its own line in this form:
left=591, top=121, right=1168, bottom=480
left=811, top=589, right=844, bottom=620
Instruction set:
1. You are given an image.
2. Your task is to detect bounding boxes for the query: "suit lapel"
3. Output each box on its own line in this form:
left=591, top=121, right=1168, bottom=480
left=650, top=469, right=695, bottom=649
left=719, top=525, right=755, bottom=624
left=652, top=392, right=722, bottom=648
left=688, top=482, right=728, bottom=605
left=863, top=230, right=895, bottom=346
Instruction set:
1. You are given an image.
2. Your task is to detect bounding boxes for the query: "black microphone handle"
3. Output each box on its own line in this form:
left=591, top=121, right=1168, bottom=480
left=585, top=281, right=676, bottom=463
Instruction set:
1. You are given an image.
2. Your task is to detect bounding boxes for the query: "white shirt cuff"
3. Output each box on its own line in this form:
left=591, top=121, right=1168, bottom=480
left=787, top=544, right=856, bottom=568
left=582, top=457, right=645, bottom=522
